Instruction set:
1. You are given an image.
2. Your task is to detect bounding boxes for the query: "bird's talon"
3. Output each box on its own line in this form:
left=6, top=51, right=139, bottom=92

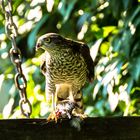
left=47, top=112, right=60, bottom=123
left=73, top=113, right=87, bottom=120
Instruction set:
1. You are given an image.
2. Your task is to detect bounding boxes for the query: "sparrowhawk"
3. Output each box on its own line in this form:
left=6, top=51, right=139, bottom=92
left=36, top=33, right=94, bottom=121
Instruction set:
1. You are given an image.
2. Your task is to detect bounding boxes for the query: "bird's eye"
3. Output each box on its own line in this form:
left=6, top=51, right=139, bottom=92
left=44, top=37, right=51, bottom=43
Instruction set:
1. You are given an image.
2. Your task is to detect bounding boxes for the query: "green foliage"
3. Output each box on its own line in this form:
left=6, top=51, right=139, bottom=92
left=0, top=0, right=140, bottom=118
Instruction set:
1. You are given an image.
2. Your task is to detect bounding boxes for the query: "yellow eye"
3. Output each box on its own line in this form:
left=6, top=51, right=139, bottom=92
left=44, top=37, right=51, bottom=43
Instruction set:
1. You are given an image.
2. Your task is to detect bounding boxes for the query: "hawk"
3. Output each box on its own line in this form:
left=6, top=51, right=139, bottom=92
left=36, top=33, right=94, bottom=121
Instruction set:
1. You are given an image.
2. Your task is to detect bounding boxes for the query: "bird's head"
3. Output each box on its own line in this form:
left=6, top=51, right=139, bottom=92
left=36, top=33, right=65, bottom=53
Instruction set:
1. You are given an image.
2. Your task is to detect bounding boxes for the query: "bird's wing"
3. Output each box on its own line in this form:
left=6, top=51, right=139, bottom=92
left=40, top=61, right=46, bottom=75
left=69, top=40, right=94, bottom=81
left=79, top=43, right=94, bottom=81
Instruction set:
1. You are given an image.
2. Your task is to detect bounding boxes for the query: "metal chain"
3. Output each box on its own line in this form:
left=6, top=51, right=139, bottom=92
left=1, top=0, right=32, bottom=118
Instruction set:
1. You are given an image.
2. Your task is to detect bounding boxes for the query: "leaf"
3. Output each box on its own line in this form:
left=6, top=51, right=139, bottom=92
left=125, top=6, right=140, bottom=27
left=102, top=61, right=123, bottom=86
left=118, top=101, right=126, bottom=112
left=27, top=15, right=48, bottom=53
left=121, top=29, right=132, bottom=58
left=126, top=77, right=134, bottom=94
left=58, top=0, right=77, bottom=22
left=112, top=35, right=122, bottom=52
left=90, top=38, right=103, bottom=61
left=110, top=0, right=123, bottom=18
left=91, top=24, right=103, bottom=39
left=0, top=27, right=4, bottom=34
left=100, top=41, right=110, bottom=55
left=130, top=41, right=140, bottom=57
left=129, top=57, right=140, bottom=82
left=102, top=26, right=116, bottom=37
left=77, top=13, right=90, bottom=30
left=129, top=6, right=140, bottom=23
left=0, top=76, right=15, bottom=114
left=122, top=0, right=131, bottom=10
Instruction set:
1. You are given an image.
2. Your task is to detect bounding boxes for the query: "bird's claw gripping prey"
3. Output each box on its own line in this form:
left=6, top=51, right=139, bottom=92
left=47, top=100, right=75, bottom=122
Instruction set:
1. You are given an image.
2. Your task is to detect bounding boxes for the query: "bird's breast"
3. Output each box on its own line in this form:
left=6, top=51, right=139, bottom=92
left=46, top=53, right=87, bottom=86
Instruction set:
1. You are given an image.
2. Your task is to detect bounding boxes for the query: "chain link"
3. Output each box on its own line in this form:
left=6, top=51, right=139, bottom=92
left=1, top=0, right=32, bottom=118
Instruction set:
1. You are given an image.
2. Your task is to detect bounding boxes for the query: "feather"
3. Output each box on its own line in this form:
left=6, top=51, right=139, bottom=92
left=65, top=38, right=94, bottom=81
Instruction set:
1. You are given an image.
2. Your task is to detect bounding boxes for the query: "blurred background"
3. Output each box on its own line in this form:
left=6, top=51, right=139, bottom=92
left=0, top=0, right=140, bottom=119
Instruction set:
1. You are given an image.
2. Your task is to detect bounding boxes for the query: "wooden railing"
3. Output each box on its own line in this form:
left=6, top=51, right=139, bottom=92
left=0, top=117, right=140, bottom=140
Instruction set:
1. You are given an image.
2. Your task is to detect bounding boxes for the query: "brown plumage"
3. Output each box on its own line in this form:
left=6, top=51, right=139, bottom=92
left=36, top=33, right=94, bottom=121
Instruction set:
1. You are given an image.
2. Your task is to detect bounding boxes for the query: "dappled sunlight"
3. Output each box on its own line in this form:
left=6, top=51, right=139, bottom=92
left=2, top=98, right=14, bottom=119
left=118, top=20, right=124, bottom=27
left=97, top=1, right=109, bottom=11
left=77, top=22, right=88, bottom=40
left=128, top=22, right=136, bottom=35
left=90, top=39, right=102, bottom=61
left=34, top=85, right=44, bottom=101
left=98, top=13, right=104, bottom=19
left=56, top=22, right=62, bottom=29
left=78, top=9, right=84, bottom=15
left=17, top=4, right=25, bottom=16
left=0, top=33, right=6, bottom=41
left=0, top=0, right=139, bottom=118
left=1, top=52, right=8, bottom=59
left=16, top=2, right=43, bottom=34
left=119, top=84, right=130, bottom=105
left=30, top=0, right=45, bottom=7
left=40, top=101, right=50, bottom=117
left=108, top=90, right=119, bottom=112
left=93, top=82, right=101, bottom=99
left=91, top=16, right=96, bottom=22
left=0, top=75, right=4, bottom=90
left=9, top=84, right=16, bottom=95
left=7, top=74, right=14, bottom=79
left=93, top=55, right=131, bottom=113
left=102, top=68, right=118, bottom=86
left=27, top=6, right=42, bottom=22
left=22, top=64, right=37, bottom=80
left=84, top=106, right=95, bottom=116
left=9, top=110, right=22, bottom=119
left=19, top=21, right=34, bottom=34
left=46, top=0, right=54, bottom=12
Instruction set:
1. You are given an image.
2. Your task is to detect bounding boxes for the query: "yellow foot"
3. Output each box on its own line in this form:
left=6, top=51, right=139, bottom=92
left=47, top=111, right=60, bottom=123
left=73, top=113, right=87, bottom=120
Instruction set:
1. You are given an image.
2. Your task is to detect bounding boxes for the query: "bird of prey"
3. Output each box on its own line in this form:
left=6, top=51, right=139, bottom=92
left=36, top=33, right=94, bottom=121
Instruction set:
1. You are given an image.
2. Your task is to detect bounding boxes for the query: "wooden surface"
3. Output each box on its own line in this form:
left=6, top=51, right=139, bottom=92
left=0, top=117, right=140, bottom=140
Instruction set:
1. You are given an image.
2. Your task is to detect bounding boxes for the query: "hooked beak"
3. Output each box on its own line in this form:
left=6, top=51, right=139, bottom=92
left=36, top=41, right=41, bottom=51
left=36, top=39, right=47, bottom=51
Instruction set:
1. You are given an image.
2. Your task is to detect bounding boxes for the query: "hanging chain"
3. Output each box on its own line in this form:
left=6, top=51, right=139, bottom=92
left=1, top=0, right=32, bottom=118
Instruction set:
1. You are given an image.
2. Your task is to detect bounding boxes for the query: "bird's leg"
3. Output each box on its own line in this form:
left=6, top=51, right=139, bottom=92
left=46, top=83, right=58, bottom=122
left=72, top=108, right=87, bottom=120
left=58, top=87, right=76, bottom=118
left=72, top=91, right=87, bottom=120
left=50, top=85, right=75, bottom=120
left=68, top=87, right=75, bottom=102
left=52, top=93, right=56, bottom=112
left=47, top=92, right=58, bottom=122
